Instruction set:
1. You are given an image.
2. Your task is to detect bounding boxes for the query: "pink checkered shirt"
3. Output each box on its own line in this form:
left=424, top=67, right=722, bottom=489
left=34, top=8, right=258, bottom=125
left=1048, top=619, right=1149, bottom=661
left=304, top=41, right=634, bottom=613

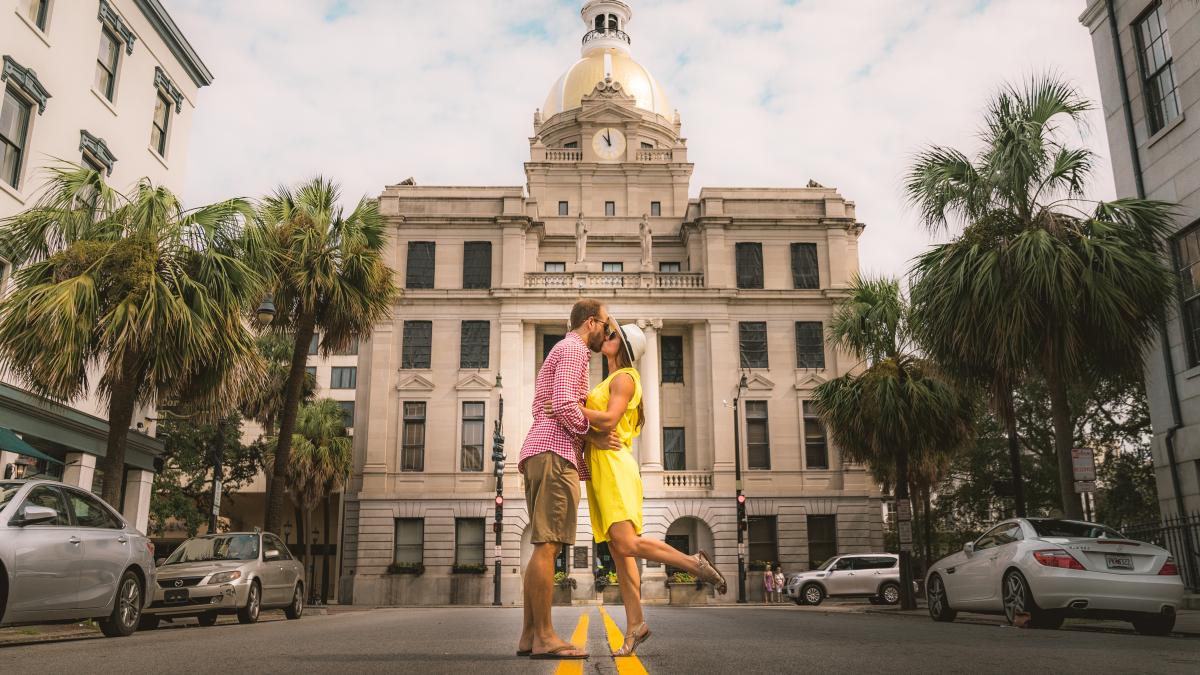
left=519, top=331, right=591, bottom=481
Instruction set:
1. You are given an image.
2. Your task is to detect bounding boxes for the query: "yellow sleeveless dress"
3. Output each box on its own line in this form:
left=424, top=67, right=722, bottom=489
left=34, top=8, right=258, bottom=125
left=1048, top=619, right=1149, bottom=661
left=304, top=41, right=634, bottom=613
left=585, top=367, right=644, bottom=543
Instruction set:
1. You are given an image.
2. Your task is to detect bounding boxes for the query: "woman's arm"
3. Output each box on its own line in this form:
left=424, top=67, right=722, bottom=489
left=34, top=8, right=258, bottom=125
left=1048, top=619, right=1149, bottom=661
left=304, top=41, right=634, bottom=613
left=582, top=373, right=635, bottom=432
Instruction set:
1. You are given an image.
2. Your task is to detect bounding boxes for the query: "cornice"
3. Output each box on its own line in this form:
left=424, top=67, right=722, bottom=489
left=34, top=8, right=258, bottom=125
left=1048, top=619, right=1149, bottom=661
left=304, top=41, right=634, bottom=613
left=134, top=0, right=213, bottom=87
left=79, top=130, right=118, bottom=175
left=98, top=0, right=137, bottom=55
left=1, top=56, right=51, bottom=114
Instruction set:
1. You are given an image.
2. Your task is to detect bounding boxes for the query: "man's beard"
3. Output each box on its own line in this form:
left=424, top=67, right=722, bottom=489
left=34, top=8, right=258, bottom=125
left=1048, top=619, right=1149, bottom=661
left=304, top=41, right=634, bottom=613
left=587, top=331, right=605, bottom=351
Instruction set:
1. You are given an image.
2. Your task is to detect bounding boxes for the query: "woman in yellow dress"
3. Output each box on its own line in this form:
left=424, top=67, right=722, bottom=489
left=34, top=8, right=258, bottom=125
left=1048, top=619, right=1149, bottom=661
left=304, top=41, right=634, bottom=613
left=570, top=321, right=728, bottom=656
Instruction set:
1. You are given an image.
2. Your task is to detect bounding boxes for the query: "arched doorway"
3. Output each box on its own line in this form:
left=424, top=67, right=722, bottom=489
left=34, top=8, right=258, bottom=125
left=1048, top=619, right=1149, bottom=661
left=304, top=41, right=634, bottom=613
left=664, top=517, right=714, bottom=574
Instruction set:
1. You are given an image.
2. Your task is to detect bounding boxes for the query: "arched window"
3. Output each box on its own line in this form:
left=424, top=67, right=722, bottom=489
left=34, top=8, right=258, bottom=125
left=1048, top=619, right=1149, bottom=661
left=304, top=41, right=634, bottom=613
left=595, top=15, right=604, bottom=31
left=607, top=14, right=618, bottom=31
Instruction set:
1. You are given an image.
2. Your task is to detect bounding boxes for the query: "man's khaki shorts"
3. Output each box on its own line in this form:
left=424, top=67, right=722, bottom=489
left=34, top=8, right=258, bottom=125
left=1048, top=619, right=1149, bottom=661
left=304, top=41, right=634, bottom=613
left=523, top=452, right=580, bottom=545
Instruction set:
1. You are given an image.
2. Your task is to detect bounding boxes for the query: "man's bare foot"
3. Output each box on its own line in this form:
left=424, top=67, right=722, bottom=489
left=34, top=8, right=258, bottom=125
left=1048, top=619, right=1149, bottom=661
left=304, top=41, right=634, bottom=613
left=532, top=636, right=588, bottom=659
left=516, top=632, right=533, bottom=655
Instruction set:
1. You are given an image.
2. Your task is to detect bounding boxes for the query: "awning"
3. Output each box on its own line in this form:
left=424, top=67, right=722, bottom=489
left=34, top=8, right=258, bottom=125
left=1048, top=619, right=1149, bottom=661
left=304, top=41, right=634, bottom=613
left=0, top=426, right=64, bottom=465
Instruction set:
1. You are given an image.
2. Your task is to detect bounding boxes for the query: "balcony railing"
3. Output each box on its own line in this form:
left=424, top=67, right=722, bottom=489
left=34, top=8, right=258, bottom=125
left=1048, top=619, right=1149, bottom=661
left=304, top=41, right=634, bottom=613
left=582, top=28, right=631, bottom=45
left=524, top=272, right=705, bottom=289
left=545, top=148, right=583, bottom=162
left=663, top=471, right=713, bottom=490
left=636, top=149, right=671, bottom=162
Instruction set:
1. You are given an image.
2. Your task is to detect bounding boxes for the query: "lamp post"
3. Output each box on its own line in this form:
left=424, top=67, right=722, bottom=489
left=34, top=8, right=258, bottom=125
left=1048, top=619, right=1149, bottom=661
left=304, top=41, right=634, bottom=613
left=732, top=373, right=748, bottom=604
left=490, top=374, right=506, bottom=606
left=208, top=418, right=227, bottom=534
left=310, top=528, right=319, bottom=603
left=256, top=294, right=277, bottom=326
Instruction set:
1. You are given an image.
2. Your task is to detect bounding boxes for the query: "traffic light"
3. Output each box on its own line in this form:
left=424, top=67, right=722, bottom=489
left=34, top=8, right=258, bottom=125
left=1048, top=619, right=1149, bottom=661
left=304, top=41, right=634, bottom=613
left=737, top=493, right=746, bottom=504
left=495, top=495, right=504, bottom=506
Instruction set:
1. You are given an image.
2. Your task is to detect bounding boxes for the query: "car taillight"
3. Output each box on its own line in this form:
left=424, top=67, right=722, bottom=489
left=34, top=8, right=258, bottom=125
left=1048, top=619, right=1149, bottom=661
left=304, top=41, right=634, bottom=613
left=1032, top=549, right=1086, bottom=570
left=146, top=541, right=155, bottom=557
left=1159, top=557, right=1179, bottom=576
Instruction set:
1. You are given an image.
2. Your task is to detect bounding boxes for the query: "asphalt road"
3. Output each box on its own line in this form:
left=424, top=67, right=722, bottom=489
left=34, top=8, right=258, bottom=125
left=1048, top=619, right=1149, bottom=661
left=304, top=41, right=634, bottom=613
left=1, top=605, right=1197, bottom=674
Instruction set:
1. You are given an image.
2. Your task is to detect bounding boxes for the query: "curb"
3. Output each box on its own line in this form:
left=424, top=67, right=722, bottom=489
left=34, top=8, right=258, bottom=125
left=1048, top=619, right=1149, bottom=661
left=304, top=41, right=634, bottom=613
left=862, top=607, right=1200, bottom=638
left=0, top=629, right=100, bottom=649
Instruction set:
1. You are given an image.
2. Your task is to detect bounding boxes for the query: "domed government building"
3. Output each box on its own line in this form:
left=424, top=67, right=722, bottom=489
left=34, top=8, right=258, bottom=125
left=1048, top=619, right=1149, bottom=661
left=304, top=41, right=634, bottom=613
left=338, top=0, right=883, bottom=605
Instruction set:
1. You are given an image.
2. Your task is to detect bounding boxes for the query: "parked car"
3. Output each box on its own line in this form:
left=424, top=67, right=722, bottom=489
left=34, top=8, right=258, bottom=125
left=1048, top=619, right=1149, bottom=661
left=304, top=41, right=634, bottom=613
left=786, top=553, right=905, bottom=606
left=925, top=518, right=1184, bottom=635
left=0, top=479, right=156, bottom=637
left=141, top=531, right=304, bottom=629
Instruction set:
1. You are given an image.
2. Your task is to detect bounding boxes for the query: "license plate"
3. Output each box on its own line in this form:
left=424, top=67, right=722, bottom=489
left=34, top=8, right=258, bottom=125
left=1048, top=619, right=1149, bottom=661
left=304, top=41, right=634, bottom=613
left=1105, top=555, right=1133, bottom=570
left=164, top=589, right=189, bottom=604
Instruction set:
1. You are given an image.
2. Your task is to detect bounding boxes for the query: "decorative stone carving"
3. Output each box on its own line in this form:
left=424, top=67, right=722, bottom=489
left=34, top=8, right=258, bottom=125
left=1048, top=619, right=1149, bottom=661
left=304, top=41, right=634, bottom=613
left=1, top=56, right=51, bottom=114
left=575, top=213, right=588, bottom=263
left=79, top=130, right=118, bottom=175
left=806, top=179, right=825, bottom=188
left=590, top=76, right=624, bottom=98
left=98, top=0, right=137, bottom=55
left=639, top=214, right=653, bottom=271
left=154, top=67, right=185, bottom=113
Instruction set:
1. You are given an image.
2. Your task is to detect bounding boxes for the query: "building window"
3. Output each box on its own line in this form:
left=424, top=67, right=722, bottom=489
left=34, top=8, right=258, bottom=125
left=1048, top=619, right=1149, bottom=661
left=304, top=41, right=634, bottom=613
left=602, top=262, right=623, bottom=272
left=0, top=89, right=32, bottom=189
left=544, top=262, right=566, bottom=272
left=558, top=201, right=569, bottom=216
left=739, top=321, right=768, bottom=369
left=406, top=242, right=435, bottom=289
left=338, top=400, right=354, bottom=429
left=308, top=333, right=320, bottom=355
left=748, top=516, right=778, bottom=567
left=664, top=427, right=685, bottom=470
left=394, top=518, right=423, bottom=565
left=330, top=366, right=357, bottom=389
left=1174, top=224, right=1200, bottom=367
left=605, top=201, right=616, bottom=216
left=402, top=321, right=432, bottom=369
left=541, top=334, right=563, bottom=362
left=79, top=130, right=117, bottom=176
left=745, top=400, right=770, bottom=470
left=650, top=201, right=661, bottom=217
left=95, top=26, right=120, bottom=101
left=401, top=402, right=426, bottom=471
left=150, top=91, right=172, bottom=156
left=462, top=241, right=492, bottom=289
left=803, top=401, right=828, bottom=469
left=795, top=321, right=825, bottom=369
left=1135, top=2, right=1181, bottom=135
left=454, top=518, right=485, bottom=566
left=304, top=366, right=317, bottom=382
left=659, top=261, right=680, bottom=273
left=31, top=0, right=50, bottom=31
left=791, top=243, right=820, bottom=289
left=735, top=242, right=764, bottom=289
left=807, top=515, right=837, bottom=569
left=335, top=338, right=359, bottom=356
left=461, top=401, right=485, bottom=472
left=564, top=141, right=578, bottom=149
left=460, top=320, right=490, bottom=369
left=641, top=141, right=654, bottom=149
left=661, top=335, right=683, bottom=383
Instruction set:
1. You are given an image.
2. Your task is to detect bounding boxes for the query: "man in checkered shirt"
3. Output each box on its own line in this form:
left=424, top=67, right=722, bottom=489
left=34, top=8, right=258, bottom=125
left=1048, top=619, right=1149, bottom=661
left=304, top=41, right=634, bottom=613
left=517, top=298, right=611, bottom=660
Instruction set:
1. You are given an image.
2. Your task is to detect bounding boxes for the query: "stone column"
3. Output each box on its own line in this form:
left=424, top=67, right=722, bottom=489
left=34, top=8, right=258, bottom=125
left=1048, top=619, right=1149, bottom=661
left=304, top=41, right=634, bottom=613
left=361, top=322, right=395, bottom=493
left=638, top=319, right=663, bottom=476
left=499, top=319, right=525, bottom=495
left=122, top=469, right=154, bottom=533
left=63, top=452, right=97, bottom=491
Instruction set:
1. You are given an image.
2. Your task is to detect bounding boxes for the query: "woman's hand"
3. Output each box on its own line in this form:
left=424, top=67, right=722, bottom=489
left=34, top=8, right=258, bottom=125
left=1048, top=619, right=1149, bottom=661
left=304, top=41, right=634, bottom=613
left=588, top=428, right=622, bottom=450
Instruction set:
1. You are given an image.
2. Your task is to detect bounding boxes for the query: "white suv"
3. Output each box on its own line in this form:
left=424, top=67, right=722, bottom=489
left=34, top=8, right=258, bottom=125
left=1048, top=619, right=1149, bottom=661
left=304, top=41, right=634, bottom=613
left=786, top=554, right=902, bottom=606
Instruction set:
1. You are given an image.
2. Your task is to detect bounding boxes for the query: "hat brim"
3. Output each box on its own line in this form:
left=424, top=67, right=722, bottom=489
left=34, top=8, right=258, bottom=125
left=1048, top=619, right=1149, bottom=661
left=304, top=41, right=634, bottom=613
left=617, top=324, right=637, bottom=365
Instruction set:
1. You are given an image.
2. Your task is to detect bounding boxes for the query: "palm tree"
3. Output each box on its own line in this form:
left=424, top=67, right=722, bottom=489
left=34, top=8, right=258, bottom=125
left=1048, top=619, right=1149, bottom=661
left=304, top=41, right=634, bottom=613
left=905, top=74, right=1176, bottom=519
left=0, top=166, right=263, bottom=507
left=813, top=276, right=975, bottom=609
left=247, top=177, right=395, bottom=533
left=241, top=333, right=317, bottom=436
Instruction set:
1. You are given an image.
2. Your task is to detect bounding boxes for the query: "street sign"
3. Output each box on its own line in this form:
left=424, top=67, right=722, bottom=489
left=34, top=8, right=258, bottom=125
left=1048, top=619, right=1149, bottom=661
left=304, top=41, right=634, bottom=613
left=493, top=545, right=501, bottom=560
left=1074, top=480, right=1097, bottom=493
left=212, top=481, right=222, bottom=516
left=896, top=498, right=912, bottom=521
left=737, top=542, right=746, bottom=559
left=1071, top=448, right=1096, bottom=481
left=898, top=521, right=913, bottom=551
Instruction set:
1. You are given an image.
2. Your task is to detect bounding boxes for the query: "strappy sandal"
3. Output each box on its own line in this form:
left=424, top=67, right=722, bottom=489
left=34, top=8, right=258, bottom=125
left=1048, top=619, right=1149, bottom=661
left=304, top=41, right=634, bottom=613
left=692, top=550, right=728, bottom=595
left=612, top=622, right=651, bottom=657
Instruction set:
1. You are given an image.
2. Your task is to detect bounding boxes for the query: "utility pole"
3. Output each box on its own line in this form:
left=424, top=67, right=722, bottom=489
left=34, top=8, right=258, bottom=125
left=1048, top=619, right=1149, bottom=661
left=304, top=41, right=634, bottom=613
left=732, top=373, right=748, bottom=604
left=208, top=417, right=226, bottom=534
left=491, top=379, right=505, bottom=606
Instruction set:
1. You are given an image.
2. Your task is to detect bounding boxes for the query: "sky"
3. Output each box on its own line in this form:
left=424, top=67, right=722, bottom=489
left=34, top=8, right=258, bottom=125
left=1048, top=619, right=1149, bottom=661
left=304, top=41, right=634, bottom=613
left=168, top=0, right=1115, bottom=279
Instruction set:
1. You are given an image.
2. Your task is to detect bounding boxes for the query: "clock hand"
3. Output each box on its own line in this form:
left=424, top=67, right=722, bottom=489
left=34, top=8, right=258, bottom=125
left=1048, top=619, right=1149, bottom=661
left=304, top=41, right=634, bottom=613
left=604, top=131, right=611, bottom=146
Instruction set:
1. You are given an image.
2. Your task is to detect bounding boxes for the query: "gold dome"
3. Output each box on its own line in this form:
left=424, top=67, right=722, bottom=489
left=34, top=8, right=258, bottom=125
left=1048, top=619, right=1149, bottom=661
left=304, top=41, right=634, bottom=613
left=542, top=50, right=671, bottom=119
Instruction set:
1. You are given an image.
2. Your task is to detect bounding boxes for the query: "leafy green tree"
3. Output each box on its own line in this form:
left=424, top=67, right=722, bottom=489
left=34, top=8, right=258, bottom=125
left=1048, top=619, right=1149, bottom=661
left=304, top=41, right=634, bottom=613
left=906, top=75, right=1176, bottom=519
left=0, top=166, right=263, bottom=507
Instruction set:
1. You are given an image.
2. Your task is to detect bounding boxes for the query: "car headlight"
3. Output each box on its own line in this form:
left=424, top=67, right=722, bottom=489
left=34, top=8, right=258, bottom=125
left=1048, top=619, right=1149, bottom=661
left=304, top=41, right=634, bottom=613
left=208, top=571, right=242, bottom=585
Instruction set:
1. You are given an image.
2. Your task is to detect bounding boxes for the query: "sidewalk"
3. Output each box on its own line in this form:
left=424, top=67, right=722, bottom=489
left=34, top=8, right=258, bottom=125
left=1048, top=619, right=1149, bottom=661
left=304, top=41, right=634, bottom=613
left=0, top=622, right=99, bottom=648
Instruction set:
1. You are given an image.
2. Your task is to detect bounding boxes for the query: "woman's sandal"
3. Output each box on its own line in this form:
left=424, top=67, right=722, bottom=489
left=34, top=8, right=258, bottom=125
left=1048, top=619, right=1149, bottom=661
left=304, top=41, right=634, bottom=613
left=692, top=550, right=728, bottom=595
left=612, top=622, right=651, bottom=657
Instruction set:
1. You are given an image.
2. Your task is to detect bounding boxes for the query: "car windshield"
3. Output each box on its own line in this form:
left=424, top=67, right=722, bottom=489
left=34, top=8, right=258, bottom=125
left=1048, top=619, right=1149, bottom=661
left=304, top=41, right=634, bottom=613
left=816, top=557, right=839, bottom=571
left=1028, top=519, right=1124, bottom=540
left=164, top=534, right=260, bottom=564
left=0, top=482, right=21, bottom=510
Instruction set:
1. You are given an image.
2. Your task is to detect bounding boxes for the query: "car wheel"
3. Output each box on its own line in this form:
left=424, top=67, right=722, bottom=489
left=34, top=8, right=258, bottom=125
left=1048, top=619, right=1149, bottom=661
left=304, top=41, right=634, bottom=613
left=926, top=574, right=956, bottom=622
left=284, top=584, right=304, bottom=620
left=138, top=615, right=160, bottom=631
left=801, top=584, right=824, bottom=606
left=879, top=582, right=901, bottom=606
left=198, top=612, right=219, bottom=627
left=868, top=596, right=883, bottom=605
left=1002, top=570, right=1061, bottom=629
left=237, top=581, right=261, bottom=625
left=99, top=571, right=142, bottom=637
left=1131, top=613, right=1175, bottom=636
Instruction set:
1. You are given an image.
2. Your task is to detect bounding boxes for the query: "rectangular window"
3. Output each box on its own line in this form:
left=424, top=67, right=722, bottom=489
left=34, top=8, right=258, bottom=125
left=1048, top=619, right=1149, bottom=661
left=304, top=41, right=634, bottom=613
left=95, top=27, right=120, bottom=101
left=544, top=262, right=566, bottom=272
left=602, top=262, right=623, bottom=272
left=31, top=0, right=50, bottom=30
left=401, top=402, right=426, bottom=471
left=791, top=243, right=820, bottom=289
left=81, top=152, right=105, bottom=174
left=406, top=241, right=435, bottom=289
left=150, top=92, right=171, bottom=156
left=335, top=338, right=359, bottom=356
left=641, top=141, right=654, bottom=149
left=1135, top=2, right=1181, bottom=135
left=795, top=321, right=825, bottom=369
left=739, top=321, right=768, bottom=369
left=803, top=401, right=828, bottom=469
left=605, top=201, right=616, bottom=216
left=663, top=427, right=685, bottom=471
left=402, top=321, right=432, bottom=369
left=748, top=516, right=778, bottom=567
left=661, top=335, right=684, bottom=383
left=459, top=320, right=490, bottom=369
left=558, top=201, right=569, bottom=216
left=745, top=400, right=770, bottom=470
left=1174, top=224, right=1200, bottom=367
left=0, top=89, right=32, bottom=189
left=304, top=366, right=317, bottom=381
left=541, top=334, right=563, bottom=361
left=650, top=201, right=661, bottom=217
left=807, top=515, right=837, bottom=569
left=454, top=518, right=485, bottom=565
left=330, top=366, right=357, bottom=389
left=563, top=141, right=578, bottom=149
left=308, top=333, right=320, bottom=355
left=339, top=400, right=355, bottom=429
left=460, top=401, right=485, bottom=472
left=462, top=241, right=492, bottom=289
left=735, top=242, right=764, bottom=289
left=394, top=518, right=423, bottom=565
left=659, top=262, right=681, bottom=273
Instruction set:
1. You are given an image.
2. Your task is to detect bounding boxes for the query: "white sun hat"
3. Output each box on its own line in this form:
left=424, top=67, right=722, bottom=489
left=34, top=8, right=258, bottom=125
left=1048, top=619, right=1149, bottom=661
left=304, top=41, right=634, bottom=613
left=618, top=323, right=646, bottom=363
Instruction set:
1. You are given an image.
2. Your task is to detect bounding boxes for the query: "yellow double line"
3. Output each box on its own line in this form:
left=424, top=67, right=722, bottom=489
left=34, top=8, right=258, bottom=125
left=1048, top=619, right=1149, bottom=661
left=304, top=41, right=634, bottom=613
left=555, top=607, right=648, bottom=675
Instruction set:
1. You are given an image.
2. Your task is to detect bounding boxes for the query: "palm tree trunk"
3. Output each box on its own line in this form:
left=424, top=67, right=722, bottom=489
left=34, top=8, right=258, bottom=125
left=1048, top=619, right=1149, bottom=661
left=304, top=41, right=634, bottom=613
left=1047, top=372, right=1083, bottom=519
left=322, top=493, right=332, bottom=604
left=1000, top=389, right=1026, bottom=517
left=99, top=360, right=142, bottom=508
left=265, top=312, right=316, bottom=533
left=922, top=485, right=933, bottom=570
left=895, top=446, right=917, bottom=610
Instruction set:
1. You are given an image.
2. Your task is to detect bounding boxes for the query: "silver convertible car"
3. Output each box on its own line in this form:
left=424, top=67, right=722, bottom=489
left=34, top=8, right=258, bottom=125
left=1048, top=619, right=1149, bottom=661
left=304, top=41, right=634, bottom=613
left=0, top=479, right=156, bottom=637
left=141, top=531, right=304, bottom=628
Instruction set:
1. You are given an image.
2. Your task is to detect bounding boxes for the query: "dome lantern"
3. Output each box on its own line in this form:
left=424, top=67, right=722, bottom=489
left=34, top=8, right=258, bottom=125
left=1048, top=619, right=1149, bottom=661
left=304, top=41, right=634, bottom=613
left=580, top=0, right=633, bottom=57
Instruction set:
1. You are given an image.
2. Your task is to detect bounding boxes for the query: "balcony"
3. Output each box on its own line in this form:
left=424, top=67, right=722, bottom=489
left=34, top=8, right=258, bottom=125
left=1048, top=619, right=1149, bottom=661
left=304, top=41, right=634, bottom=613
left=545, top=149, right=583, bottom=162
left=635, top=149, right=672, bottom=162
left=663, top=471, right=713, bottom=490
left=524, top=272, right=705, bottom=290
left=582, top=28, right=631, bottom=45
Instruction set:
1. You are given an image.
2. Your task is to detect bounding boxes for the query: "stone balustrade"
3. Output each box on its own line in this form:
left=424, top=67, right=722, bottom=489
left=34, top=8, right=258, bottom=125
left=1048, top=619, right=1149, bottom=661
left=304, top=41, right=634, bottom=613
left=544, top=149, right=583, bottom=162
left=635, top=148, right=672, bottom=162
left=663, top=471, right=714, bottom=490
left=524, top=272, right=705, bottom=289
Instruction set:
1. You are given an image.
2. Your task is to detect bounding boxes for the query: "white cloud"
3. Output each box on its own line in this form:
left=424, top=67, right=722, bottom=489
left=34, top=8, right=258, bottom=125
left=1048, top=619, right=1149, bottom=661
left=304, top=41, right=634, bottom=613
left=170, top=0, right=1114, bottom=278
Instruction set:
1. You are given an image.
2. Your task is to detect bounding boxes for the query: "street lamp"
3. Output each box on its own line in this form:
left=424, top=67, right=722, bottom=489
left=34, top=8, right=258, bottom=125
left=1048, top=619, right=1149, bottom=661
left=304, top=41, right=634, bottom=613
left=491, top=373, right=506, bottom=606
left=256, top=294, right=277, bottom=325
left=732, top=373, right=748, bottom=604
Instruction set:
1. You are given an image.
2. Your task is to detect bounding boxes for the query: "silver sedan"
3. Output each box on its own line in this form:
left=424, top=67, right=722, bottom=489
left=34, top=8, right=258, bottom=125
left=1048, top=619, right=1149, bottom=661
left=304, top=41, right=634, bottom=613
left=0, top=479, right=156, bottom=637
left=142, top=531, right=304, bottom=628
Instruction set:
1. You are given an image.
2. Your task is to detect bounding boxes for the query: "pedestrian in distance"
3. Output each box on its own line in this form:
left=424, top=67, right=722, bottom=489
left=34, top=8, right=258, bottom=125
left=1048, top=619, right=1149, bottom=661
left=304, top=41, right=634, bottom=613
left=774, top=565, right=785, bottom=604
left=763, top=562, right=775, bottom=604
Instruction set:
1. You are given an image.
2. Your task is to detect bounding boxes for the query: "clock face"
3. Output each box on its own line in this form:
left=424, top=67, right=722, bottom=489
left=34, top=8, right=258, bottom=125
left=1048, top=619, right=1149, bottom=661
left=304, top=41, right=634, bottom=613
left=592, top=127, right=626, bottom=161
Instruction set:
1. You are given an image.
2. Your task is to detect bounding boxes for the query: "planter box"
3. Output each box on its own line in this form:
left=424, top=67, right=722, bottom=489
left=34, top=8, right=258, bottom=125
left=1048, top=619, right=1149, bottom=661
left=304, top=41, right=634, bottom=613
left=553, top=586, right=574, bottom=606
left=449, top=573, right=487, bottom=605
left=667, top=583, right=708, bottom=606
left=601, top=585, right=623, bottom=605
left=746, top=571, right=766, bottom=603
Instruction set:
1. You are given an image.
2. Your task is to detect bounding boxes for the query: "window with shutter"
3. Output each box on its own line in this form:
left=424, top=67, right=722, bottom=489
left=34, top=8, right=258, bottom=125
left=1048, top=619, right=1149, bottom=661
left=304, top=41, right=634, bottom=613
left=459, top=320, right=490, bottom=369
left=791, top=243, right=819, bottom=289
left=402, top=321, right=432, bottom=369
left=795, top=321, right=825, bottom=369
left=394, top=518, right=423, bottom=564
left=745, top=400, right=770, bottom=469
left=462, top=241, right=492, bottom=289
left=460, top=402, right=485, bottom=472
left=661, top=336, right=684, bottom=383
left=401, top=402, right=426, bottom=471
left=406, top=242, right=435, bottom=289
left=739, top=322, right=768, bottom=369
left=455, top=518, right=485, bottom=565
left=664, top=427, right=685, bottom=470
left=803, top=401, right=828, bottom=469
left=735, top=242, right=764, bottom=289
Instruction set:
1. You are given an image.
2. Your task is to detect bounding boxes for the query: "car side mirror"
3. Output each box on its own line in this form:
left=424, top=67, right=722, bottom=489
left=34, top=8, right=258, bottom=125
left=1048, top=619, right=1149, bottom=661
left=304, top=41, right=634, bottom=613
left=264, top=549, right=280, bottom=562
left=963, top=542, right=975, bottom=556
left=14, top=504, right=58, bottom=527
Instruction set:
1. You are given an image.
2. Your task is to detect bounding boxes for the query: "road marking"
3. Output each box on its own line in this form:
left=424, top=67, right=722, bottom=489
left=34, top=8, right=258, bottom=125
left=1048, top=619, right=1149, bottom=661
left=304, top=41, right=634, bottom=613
left=599, top=606, right=649, bottom=675
left=554, top=610, right=590, bottom=675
